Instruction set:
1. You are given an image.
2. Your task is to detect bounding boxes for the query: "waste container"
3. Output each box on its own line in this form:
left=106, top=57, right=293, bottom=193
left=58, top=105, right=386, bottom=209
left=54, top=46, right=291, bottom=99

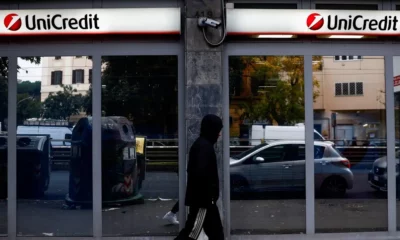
left=16, top=135, right=51, bottom=198
left=0, top=135, right=51, bottom=199
left=65, top=116, right=144, bottom=207
left=0, top=136, right=7, bottom=199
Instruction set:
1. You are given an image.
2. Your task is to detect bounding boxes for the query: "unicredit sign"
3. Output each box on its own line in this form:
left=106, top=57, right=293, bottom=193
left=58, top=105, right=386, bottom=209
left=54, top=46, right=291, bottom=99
left=326, top=15, right=399, bottom=31
left=0, top=8, right=181, bottom=35
left=24, top=14, right=100, bottom=30
left=227, top=9, right=400, bottom=36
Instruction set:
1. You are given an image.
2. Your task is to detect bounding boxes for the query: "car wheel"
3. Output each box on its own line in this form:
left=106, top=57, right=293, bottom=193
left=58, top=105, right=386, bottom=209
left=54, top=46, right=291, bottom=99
left=321, top=176, right=347, bottom=198
left=230, top=176, right=248, bottom=193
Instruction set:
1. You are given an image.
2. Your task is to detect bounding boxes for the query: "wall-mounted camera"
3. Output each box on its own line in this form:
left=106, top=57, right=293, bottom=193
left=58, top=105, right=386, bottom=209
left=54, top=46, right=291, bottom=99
left=198, top=17, right=221, bottom=28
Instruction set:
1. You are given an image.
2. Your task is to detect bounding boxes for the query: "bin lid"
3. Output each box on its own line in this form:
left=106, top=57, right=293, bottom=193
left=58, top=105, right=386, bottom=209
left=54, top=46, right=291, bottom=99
left=74, top=116, right=135, bottom=143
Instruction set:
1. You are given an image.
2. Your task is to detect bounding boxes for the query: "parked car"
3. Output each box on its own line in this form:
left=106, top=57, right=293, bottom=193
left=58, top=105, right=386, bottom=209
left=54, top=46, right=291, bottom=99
left=368, top=151, right=400, bottom=192
left=230, top=140, right=354, bottom=198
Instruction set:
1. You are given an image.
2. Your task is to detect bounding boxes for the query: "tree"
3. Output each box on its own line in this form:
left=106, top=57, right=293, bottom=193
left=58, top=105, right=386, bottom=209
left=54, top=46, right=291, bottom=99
left=0, top=57, right=41, bottom=130
left=42, top=85, right=84, bottom=121
left=17, top=93, right=41, bottom=125
left=18, top=81, right=41, bottom=97
left=100, top=56, right=178, bottom=137
left=232, top=56, right=321, bottom=125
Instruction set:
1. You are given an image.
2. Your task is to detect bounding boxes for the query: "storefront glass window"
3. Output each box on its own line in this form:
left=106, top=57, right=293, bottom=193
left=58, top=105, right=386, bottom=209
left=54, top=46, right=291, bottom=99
left=229, top=55, right=306, bottom=234
left=16, top=56, right=93, bottom=237
left=393, top=56, right=400, bottom=230
left=101, top=56, right=179, bottom=236
left=0, top=57, right=7, bottom=236
left=313, top=55, right=387, bottom=232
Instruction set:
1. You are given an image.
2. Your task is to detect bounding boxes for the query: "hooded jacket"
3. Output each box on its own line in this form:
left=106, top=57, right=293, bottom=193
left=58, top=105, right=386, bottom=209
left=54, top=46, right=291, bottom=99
left=185, top=114, right=223, bottom=207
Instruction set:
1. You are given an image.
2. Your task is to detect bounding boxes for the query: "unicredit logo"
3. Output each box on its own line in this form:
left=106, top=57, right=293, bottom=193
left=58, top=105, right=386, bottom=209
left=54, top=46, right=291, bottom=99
left=307, top=13, right=324, bottom=31
left=327, top=15, right=398, bottom=31
left=306, top=12, right=400, bottom=32
left=4, top=13, right=22, bottom=31
left=4, top=13, right=100, bottom=31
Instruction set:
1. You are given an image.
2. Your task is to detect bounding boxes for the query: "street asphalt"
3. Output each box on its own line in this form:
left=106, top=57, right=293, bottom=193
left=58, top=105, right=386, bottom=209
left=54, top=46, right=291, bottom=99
left=0, top=169, right=396, bottom=236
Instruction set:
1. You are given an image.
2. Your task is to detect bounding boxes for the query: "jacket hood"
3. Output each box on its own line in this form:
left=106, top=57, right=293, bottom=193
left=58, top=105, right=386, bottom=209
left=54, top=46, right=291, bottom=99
left=200, top=114, right=223, bottom=144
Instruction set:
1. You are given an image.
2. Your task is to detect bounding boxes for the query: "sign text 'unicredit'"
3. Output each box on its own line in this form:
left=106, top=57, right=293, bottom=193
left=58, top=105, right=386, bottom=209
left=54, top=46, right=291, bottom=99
left=25, top=14, right=100, bottom=30
left=327, top=15, right=399, bottom=31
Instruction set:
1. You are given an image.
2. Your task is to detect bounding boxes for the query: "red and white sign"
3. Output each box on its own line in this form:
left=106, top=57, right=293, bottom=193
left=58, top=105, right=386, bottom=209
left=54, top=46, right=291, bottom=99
left=0, top=8, right=181, bottom=36
left=227, top=9, right=400, bottom=36
left=394, top=75, right=400, bottom=87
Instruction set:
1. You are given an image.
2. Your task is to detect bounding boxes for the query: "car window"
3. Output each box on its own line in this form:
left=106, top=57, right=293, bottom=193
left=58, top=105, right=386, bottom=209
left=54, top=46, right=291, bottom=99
left=254, top=145, right=285, bottom=163
left=314, top=132, right=324, bottom=140
left=233, top=143, right=268, bottom=159
left=314, top=146, right=325, bottom=159
left=284, top=144, right=304, bottom=161
left=293, top=145, right=325, bottom=160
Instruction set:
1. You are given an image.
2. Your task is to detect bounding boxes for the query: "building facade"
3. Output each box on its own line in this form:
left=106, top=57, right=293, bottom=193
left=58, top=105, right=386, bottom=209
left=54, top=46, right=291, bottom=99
left=1, top=1, right=400, bottom=240
left=40, top=56, right=92, bottom=101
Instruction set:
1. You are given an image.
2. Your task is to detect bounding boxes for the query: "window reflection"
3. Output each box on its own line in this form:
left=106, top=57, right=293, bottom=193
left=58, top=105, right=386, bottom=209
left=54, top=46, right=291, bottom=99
left=17, top=56, right=93, bottom=237
left=314, top=56, right=387, bottom=233
left=0, top=57, right=7, bottom=236
left=229, top=56, right=306, bottom=234
left=101, top=56, right=179, bottom=236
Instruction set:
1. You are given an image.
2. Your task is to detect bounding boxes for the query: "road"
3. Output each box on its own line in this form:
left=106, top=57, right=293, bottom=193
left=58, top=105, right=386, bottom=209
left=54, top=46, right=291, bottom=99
left=42, top=169, right=381, bottom=201
left=0, top=169, right=391, bottom=236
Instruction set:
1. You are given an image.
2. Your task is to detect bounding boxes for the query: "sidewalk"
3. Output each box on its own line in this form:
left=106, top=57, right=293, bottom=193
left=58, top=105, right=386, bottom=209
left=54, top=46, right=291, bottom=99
left=0, top=198, right=392, bottom=237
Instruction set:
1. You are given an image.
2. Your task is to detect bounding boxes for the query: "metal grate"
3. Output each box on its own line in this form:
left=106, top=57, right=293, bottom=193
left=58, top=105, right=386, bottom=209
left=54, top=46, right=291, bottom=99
left=350, top=82, right=356, bottom=95
left=356, top=82, right=363, bottom=95
left=342, top=83, right=349, bottom=95
left=336, top=82, right=363, bottom=96
left=335, top=83, right=342, bottom=96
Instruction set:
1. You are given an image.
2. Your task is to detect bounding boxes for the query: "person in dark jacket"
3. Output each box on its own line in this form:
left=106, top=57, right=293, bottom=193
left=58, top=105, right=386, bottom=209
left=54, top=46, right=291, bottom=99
left=175, top=114, right=224, bottom=240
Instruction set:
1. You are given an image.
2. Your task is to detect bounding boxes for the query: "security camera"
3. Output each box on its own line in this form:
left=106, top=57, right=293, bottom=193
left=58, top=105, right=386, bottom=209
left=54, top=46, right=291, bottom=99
left=198, top=17, right=221, bottom=28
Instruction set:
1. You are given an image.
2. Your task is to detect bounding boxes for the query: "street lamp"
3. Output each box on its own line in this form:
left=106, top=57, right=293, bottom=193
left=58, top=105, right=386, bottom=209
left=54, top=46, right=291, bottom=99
left=17, top=96, right=34, bottom=106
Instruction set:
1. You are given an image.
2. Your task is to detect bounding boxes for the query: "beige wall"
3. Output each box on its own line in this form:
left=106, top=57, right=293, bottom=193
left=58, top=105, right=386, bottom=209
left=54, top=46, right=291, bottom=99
left=314, top=56, right=385, bottom=111
left=41, top=56, right=92, bottom=102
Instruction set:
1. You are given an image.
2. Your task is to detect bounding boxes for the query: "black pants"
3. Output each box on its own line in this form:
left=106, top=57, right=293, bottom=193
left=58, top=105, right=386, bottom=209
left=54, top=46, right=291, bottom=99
left=171, top=201, right=179, bottom=214
left=174, top=204, right=224, bottom=240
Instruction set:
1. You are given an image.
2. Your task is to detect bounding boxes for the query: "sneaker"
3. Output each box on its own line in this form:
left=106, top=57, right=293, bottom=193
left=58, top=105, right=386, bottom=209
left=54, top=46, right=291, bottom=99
left=163, top=211, right=179, bottom=225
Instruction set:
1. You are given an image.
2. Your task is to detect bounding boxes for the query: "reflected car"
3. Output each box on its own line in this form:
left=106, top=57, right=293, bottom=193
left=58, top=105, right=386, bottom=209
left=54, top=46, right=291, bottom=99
left=368, top=151, right=400, bottom=192
left=230, top=140, right=354, bottom=198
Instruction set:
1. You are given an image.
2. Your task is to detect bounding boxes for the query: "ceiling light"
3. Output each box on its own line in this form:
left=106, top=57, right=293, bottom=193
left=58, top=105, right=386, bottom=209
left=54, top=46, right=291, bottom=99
left=328, top=35, right=364, bottom=39
left=257, top=35, right=294, bottom=38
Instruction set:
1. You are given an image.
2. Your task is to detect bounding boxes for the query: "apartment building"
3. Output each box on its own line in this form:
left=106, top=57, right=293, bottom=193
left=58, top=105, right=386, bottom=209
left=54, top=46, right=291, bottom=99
left=40, top=56, right=93, bottom=102
left=229, top=55, right=388, bottom=143
left=313, top=56, right=386, bottom=142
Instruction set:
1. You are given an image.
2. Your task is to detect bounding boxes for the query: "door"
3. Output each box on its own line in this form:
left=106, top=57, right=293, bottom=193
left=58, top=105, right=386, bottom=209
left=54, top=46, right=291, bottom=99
left=336, top=125, right=354, bottom=145
left=286, top=144, right=306, bottom=190
left=250, top=145, right=286, bottom=191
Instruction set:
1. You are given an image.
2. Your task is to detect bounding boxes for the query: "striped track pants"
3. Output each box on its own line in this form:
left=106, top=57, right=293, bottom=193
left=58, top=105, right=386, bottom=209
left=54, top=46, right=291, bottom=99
left=175, top=204, right=224, bottom=240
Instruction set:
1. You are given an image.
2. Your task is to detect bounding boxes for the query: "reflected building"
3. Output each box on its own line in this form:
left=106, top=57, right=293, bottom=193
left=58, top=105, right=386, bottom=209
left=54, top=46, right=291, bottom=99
left=230, top=56, right=387, bottom=144
left=40, top=56, right=93, bottom=102
left=314, top=56, right=386, bottom=144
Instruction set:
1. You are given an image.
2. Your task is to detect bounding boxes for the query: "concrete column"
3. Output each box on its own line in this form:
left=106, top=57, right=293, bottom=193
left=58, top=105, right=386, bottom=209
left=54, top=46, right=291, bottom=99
left=184, top=0, right=226, bottom=235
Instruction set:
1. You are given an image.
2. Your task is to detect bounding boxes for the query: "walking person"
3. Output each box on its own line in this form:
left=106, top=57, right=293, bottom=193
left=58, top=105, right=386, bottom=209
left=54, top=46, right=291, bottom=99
left=163, top=165, right=180, bottom=225
left=175, top=114, right=224, bottom=240
left=163, top=201, right=179, bottom=225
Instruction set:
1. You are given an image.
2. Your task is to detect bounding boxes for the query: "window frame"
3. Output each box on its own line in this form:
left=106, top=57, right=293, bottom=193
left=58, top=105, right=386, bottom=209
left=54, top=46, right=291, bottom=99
left=72, top=69, right=85, bottom=84
left=51, top=70, right=63, bottom=85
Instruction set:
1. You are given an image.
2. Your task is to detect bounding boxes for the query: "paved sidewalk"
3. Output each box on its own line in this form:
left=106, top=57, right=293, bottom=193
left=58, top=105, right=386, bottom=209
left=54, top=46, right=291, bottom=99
left=0, top=198, right=394, bottom=237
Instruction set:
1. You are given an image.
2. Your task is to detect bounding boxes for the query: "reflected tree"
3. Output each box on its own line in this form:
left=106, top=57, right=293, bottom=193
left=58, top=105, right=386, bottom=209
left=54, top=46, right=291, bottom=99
left=42, top=85, right=84, bottom=121
left=100, top=56, right=178, bottom=138
left=0, top=57, right=41, bottom=130
left=231, top=56, right=321, bottom=125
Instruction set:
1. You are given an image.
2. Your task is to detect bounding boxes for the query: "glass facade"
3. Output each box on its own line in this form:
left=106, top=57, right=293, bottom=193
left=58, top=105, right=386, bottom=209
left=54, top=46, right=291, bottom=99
left=3, top=1, right=400, bottom=239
